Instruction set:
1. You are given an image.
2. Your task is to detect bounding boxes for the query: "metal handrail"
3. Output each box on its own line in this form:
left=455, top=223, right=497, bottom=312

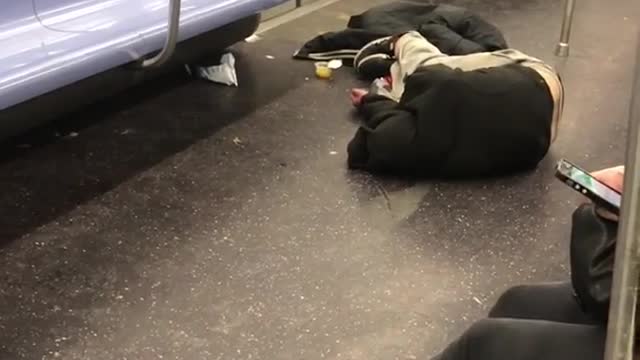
left=603, top=28, right=640, bottom=360
left=555, top=0, right=576, bottom=57
left=141, top=0, right=182, bottom=68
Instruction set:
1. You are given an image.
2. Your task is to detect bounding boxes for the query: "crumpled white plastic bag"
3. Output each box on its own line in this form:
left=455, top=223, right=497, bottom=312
left=185, top=53, right=238, bottom=87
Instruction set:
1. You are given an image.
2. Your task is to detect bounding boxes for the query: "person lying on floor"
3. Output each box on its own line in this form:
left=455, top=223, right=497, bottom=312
left=347, top=31, right=564, bottom=177
left=424, top=165, right=638, bottom=360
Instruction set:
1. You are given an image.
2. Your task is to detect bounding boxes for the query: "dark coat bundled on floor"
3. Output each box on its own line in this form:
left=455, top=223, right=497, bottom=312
left=294, top=2, right=508, bottom=62
left=348, top=64, right=554, bottom=177
left=570, top=204, right=617, bottom=323
left=295, top=1, right=555, bottom=177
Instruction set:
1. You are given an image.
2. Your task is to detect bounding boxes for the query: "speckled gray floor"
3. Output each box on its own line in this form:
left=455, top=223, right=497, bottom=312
left=0, top=0, right=636, bottom=359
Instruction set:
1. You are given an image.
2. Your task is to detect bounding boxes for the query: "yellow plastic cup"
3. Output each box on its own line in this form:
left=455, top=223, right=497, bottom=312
left=315, top=62, right=332, bottom=79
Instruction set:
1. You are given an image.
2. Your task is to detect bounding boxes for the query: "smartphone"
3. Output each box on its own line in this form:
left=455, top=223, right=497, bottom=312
left=555, top=159, right=622, bottom=214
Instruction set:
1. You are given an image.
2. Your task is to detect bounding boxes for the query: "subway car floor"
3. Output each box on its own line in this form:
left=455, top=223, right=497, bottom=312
left=0, top=0, right=636, bottom=359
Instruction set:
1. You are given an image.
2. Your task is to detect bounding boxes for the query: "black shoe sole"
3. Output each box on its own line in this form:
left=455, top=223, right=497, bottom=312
left=354, top=36, right=393, bottom=69
left=357, top=53, right=394, bottom=79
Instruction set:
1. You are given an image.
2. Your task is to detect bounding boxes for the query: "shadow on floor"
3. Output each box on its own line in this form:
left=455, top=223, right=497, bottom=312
left=0, top=44, right=304, bottom=246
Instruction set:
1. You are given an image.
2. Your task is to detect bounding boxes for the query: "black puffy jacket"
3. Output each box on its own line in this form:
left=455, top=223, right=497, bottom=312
left=294, top=2, right=508, bottom=63
left=347, top=64, right=553, bottom=177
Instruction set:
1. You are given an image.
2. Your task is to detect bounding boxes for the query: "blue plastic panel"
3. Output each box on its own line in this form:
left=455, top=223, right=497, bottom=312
left=0, top=0, right=288, bottom=110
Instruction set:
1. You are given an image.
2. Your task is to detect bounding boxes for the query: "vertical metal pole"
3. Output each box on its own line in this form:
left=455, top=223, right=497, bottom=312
left=603, top=31, right=640, bottom=360
left=555, top=0, right=576, bottom=57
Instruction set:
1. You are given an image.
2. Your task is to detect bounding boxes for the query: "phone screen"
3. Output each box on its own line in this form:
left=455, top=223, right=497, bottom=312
left=566, top=166, right=622, bottom=208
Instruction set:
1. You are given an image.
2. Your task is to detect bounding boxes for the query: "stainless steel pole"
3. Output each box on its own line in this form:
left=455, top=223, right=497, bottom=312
left=141, top=0, right=181, bottom=68
left=603, top=31, right=640, bottom=360
left=555, top=0, right=576, bottom=57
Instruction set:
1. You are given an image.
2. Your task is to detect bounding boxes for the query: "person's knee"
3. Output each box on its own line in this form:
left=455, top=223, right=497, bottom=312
left=489, top=285, right=530, bottom=318
left=463, top=318, right=513, bottom=347
left=433, top=318, right=511, bottom=359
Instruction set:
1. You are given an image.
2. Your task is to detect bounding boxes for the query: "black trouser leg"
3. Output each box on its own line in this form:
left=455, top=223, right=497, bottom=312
left=488, top=281, right=596, bottom=325
left=432, top=318, right=605, bottom=360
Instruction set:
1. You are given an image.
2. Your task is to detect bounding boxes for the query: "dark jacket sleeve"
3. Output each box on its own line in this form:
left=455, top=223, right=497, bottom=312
left=347, top=94, right=417, bottom=171
left=570, top=204, right=618, bottom=322
left=347, top=67, right=459, bottom=174
left=418, top=23, right=485, bottom=55
left=448, top=13, right=508, bottom=52
left=293, top=29, right=388, bottom=62
left=358, top=94, right=405, bottom=129
left=420, top=6, right=508, bottom=55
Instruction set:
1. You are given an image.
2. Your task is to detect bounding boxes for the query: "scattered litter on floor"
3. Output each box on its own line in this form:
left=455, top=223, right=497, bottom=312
left=185, top=53, right=238, bottom=87
left=265, top=55, right=275, bottom=60
left=66, top=132, right=79, bottom=138
left=314, top=59, right=343, bottom=80
left=120, top=128, right=134, bottom=135
left=245, top=34, right=261, bottom=43
left=329, top=151, right=338, bottom=155
left=314, top=62, right=332, bottom=79
left=473, top=296, right=483, bottom=305
left=305, top=77, right=310, bottom=81
left=327, top=59, right=343, bottom=69
left=232, top=137, right=243, bottom=145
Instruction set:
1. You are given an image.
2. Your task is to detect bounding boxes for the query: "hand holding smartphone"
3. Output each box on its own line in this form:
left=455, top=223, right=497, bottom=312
left=591, top=166, right=625, bottom=193
left=555, top=159, right=622, bottom=216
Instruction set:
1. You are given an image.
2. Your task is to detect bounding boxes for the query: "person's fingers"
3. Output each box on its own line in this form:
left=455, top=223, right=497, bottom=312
left=350, top=94, right=359, bottom=107
left=592, top=166, right=625, bottom=193
left=350, top=88, right=368, bottom=107
left=350, top=89, right=360, bottom=107
left=592, top=167, right=624, bottom=187
left=351, top=93, right=363, bottom=107
left=592, top=166, right=625, bottom=177
left=351, top=88, right=367, bottom=96
left=596, top=207, right=619, bottom=222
